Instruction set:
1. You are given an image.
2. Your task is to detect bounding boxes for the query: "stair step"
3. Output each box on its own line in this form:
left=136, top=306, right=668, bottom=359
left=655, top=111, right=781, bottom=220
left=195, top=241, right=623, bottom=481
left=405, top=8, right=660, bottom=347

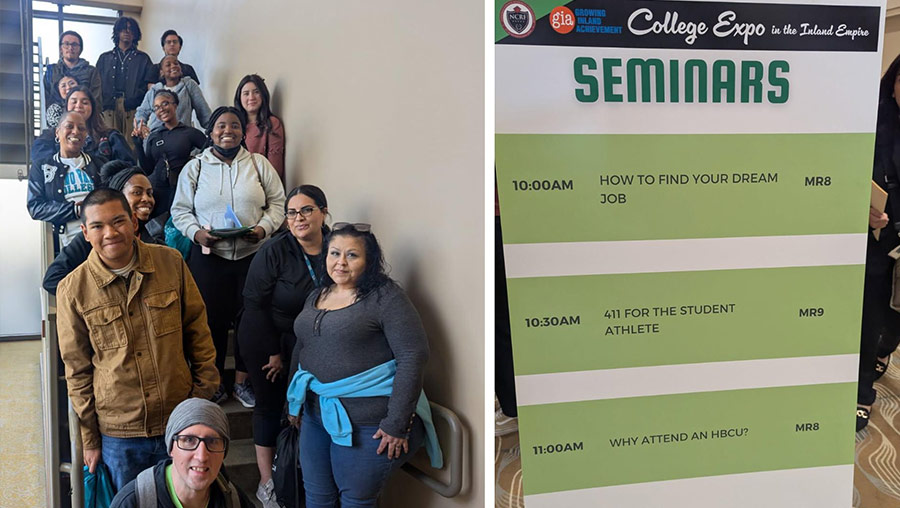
left=221, top=397, right=253, bottom=441
left=224, top=438, right=263, bottom=507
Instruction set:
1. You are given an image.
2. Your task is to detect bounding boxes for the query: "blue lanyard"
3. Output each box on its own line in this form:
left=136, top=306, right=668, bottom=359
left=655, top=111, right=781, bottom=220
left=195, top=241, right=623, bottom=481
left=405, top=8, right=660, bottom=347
left=302, top=251, right=320, bottom=287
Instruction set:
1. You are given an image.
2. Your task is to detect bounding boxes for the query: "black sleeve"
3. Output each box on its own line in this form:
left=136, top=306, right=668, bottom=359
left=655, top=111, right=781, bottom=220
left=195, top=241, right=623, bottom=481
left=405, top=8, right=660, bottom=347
left=190, top=127, right=207, bottom=151
left=240, top=244, right=282, bottom=357
left=42, top=235, right=92, bottom=295
left=133, top=131, right=156, bottom=174
left=107, top=478, right=138, bottom=508
left=183, top=63, right=200, bottom=85
left=27, top=160, right=76, bottom=225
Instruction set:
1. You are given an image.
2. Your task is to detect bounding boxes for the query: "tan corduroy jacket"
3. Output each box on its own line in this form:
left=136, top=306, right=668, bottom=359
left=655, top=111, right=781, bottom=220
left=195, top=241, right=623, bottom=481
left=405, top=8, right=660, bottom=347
left=57, top=240, right=219, bottom=449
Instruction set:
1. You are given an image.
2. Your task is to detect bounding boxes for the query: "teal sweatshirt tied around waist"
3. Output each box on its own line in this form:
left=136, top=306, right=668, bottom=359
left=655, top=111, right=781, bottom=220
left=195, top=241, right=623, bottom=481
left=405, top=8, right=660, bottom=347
left=287, top=359, right=443, bottom=469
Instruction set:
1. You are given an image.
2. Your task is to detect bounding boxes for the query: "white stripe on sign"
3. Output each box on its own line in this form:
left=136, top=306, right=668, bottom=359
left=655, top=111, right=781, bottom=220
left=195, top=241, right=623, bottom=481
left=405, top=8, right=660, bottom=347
left=503, top=233, right=867, bottom=278
left=514, top=354, right=858, bottom=406
left=522, top=465, right=854, bottom=508
left=496, top=45, right=882, bottom=135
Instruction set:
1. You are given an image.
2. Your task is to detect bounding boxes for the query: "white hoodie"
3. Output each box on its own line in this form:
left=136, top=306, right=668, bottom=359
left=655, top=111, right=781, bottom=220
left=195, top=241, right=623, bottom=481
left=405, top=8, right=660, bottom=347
left=172, top=147, right=286, bottom=260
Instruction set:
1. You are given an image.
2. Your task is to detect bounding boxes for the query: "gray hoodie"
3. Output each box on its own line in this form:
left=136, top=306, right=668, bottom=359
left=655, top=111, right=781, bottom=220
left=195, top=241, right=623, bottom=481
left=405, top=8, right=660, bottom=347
left=172, top=147, right=286, bottom=260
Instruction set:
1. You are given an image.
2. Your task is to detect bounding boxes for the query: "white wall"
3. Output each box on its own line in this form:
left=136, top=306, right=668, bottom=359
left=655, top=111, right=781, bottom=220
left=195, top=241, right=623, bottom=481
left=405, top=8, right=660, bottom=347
left=138, top=1, right=485, bottom=506
left=0, top=179, right=43, bottom=337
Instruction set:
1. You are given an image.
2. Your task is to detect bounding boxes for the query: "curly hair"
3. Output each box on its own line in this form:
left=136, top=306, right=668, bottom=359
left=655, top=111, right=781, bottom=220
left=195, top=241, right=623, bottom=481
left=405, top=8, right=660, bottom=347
left=112, top=17, right=141, bottom=47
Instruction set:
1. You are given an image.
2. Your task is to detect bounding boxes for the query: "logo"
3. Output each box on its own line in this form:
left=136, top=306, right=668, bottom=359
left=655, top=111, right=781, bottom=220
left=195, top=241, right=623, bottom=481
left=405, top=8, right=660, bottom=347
left=500, top=1, right=536, bottom=38
left=550, top=6, right=575, bottom=34
left=42, top=164, right=57, bottom=183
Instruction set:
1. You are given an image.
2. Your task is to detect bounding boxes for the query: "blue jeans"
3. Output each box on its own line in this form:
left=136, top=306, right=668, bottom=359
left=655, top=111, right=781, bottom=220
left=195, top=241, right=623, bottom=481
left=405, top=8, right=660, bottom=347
left=300, top=408, right=425, bottom=508
left=100, top=434, right=168, bottom=491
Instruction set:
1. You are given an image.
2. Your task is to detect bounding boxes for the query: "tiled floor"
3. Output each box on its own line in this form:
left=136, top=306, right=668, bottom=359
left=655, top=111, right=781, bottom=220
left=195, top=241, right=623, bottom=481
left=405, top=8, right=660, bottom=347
left=0, top=340, right=46, bottom=508
left=496, top=350, right=900, bottom=508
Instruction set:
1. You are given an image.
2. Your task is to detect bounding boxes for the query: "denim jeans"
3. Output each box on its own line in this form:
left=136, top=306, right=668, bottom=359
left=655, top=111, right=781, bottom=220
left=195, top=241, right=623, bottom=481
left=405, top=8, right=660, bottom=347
left=300, top=407, right=425, bottom=508
left=100, top=434, right=168, bottom=491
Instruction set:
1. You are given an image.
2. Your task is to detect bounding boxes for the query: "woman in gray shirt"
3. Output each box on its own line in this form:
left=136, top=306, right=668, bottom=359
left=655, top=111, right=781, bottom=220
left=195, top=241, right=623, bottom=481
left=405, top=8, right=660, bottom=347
left=287, top=223, right=436, bottom=508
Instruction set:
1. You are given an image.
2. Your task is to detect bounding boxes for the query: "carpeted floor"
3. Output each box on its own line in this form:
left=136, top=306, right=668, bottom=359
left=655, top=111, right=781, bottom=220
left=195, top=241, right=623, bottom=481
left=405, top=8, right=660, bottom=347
left=496, top=350, right=900, bottom=508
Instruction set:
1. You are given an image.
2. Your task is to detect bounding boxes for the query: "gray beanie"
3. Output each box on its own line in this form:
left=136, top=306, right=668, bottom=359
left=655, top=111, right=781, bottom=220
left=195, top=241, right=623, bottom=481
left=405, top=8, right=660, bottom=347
left=165, top=398, right=230, bottom=454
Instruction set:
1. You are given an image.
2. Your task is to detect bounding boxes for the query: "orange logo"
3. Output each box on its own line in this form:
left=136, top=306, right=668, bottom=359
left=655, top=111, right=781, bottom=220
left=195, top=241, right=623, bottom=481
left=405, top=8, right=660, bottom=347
left=550, top=6, right=575, bottom=34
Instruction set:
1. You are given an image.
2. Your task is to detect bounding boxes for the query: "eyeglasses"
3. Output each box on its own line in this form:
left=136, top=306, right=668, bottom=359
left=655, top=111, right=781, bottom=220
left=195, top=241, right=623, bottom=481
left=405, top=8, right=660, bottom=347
left=286, top=206, right=320, bottom=219
left=61, top=42, right=81, bottom=48
left=152, top=101, right=173, bottom=112
left=173, top=435, right=226, bottom=453
left=332, top=222, right=371, bottom=232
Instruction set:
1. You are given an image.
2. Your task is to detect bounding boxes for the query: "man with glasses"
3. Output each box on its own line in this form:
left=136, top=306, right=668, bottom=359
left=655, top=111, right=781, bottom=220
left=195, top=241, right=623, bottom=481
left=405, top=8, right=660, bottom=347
left=151, top=30, right=200, bottom=85
left=96, top=17, right=155, bottom=149
left=109, top=398, right=252, bottom=507
left=44, top=30, right=102, bottom=107
left=56, top=188, right=219, bottom=491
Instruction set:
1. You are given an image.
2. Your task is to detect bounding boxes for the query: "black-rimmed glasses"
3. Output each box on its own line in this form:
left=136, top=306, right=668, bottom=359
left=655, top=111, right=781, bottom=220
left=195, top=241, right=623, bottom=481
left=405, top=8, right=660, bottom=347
left=173, top=435, right=226, bottom=453
left=286, top=205, right=321, bottom=219
left=61, top=42, right=81, bottom=48
left=332, top=222, right=371, bottom=232
left=152, top=101, right=173, bottom=112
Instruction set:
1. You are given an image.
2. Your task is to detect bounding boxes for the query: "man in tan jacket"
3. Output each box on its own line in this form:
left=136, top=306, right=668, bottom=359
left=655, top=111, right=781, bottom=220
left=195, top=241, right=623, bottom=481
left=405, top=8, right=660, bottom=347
left=57, top=188, right=219, bottom=490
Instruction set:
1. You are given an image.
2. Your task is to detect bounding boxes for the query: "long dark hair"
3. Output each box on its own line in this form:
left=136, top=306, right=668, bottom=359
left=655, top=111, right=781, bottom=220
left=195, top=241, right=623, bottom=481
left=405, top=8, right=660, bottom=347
left=320, top=227, right=390, bottom=298
left=234, top=74, right=274, bottom=138
left=65, top=86, right=110, bottom=138
left=877, top=54, right=900, bottom=153
left=286, top=184, right=331, bottom=237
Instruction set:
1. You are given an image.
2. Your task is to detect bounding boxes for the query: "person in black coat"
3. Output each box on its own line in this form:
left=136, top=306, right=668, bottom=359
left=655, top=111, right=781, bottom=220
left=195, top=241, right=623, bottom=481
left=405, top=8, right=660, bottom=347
left=27, top=111, right=106, bottom=248
left=237, top=185, right=329, bottom=506
left=858, top=52, right=900, bottom=431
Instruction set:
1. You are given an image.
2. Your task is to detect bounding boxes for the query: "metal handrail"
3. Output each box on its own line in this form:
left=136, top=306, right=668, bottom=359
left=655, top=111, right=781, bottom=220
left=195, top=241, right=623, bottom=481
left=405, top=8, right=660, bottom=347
left=35, top=37, right=46, bottom=132
left=40, top=222, right=61, bottom=508
left=68, top=401, right=84, bottom=508
left=401, top=401, right=466, bottom=497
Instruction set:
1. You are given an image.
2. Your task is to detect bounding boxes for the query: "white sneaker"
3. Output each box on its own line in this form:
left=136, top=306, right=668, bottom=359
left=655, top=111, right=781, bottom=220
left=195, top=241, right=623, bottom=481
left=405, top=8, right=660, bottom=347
left=495, top=408, right=518, bottom=437
left=256, top=478, right=279, bottom=508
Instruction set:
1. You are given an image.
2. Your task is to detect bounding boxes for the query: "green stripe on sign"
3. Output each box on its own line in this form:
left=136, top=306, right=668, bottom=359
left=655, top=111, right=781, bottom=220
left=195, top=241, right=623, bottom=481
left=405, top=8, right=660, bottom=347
left=496, top=133, right=874, bottom=243
left=508, top=265, right=863, bottom=375
left=518, top=383, right=856, bottom=495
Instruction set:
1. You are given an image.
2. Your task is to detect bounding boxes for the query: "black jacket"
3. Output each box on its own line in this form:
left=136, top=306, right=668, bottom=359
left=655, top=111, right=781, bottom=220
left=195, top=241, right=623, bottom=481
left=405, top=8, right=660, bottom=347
left=240, top=229, right=324, bottom=357
left=26, top=152, right=106, bottom=236
left=109, top=460, right=252, bottom=508
left=96, top=47, right=155, bottom=111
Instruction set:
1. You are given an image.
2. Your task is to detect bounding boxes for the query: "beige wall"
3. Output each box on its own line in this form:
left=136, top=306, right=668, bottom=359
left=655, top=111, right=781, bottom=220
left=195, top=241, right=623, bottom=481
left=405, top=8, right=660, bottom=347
left=139, top=1, right=484, bottom=507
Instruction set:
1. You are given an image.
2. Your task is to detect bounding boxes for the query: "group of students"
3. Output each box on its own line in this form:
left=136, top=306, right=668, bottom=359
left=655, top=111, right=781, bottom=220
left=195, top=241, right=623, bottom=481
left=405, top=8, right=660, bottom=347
left=27, top=17, right=440, bottom=508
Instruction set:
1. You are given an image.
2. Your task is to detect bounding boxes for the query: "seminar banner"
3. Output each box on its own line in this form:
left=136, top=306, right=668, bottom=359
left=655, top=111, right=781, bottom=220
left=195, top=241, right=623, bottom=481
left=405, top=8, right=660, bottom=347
left=495, top=0, right=884, bottom=506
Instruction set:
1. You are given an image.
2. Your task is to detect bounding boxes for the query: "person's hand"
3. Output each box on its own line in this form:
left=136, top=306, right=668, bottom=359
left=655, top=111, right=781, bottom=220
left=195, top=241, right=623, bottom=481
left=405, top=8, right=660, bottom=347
left=373, top=429, right=409, bottom=460
left=870, top=206, right=889, bottom=230
left=194, top=229, right=219, bottom=247
left=288, top=414, right=300, bottom=428
left=262, top=353, right=283, bottom=382
left=132, top=119, right=150, bottom=139
left=84, top=448, right=101, bottom=474
left=245, top=226, right=266, bottom=244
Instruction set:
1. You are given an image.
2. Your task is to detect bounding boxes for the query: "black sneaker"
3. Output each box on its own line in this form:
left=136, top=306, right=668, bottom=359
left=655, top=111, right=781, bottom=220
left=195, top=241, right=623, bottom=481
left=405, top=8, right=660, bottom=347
left=210, top=384, right=228, bottom=405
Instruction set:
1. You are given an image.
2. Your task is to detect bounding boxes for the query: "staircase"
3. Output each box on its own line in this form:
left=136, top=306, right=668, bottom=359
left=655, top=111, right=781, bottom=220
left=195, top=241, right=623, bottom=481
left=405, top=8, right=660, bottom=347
left=222, top=336, right=265, bottom=507
left=0, top=0, right=34, bottom=180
